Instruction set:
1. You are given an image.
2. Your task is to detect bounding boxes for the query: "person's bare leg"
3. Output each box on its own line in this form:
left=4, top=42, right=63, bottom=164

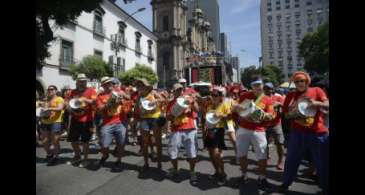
left=258, top=159, right=267, bottom=177
left=51, top=133, right=61, bottom=157
left=82, top=142, right=89, bottom=160
left=276, top=143, right=285, bottom=168
left=153, top=128, right=162, bottom=168
left=142, top=131, right=150, bottom=166
left=188, top=158, right=196, bottom=172
left=208, top=148, right=219, bottom=173
left=42, top=131, right=51, bottom=155
left=240, top=156, right=249, bottom=175
left=216, top=149, right=225, bottom=174
left=71, top=142, right=81, bottom=157
left=116, top=144, right=123, bottom=161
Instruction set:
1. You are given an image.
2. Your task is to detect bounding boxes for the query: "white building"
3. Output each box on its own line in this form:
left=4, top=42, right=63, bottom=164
left=36, top=0, right=157, bottom=95
left=260, top=0, right=329, bottom=80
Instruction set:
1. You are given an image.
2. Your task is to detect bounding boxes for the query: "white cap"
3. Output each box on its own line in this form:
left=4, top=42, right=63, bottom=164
left=178, top=78, right=187, bottom=83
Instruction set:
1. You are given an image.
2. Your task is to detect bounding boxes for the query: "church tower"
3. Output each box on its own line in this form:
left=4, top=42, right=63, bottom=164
left=151, top=0, right=188, bottom=88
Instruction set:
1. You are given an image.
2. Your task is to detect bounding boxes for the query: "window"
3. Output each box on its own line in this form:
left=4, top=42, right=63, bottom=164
left=278, top=60, right=283, bottom=66
left=135, top=32, right=142, bottom=54
left=307, top=9, right=313, bottom=15
left=285, top=0, right=290, bottom=3
left=118, top=21, right=127, bottom=46
left=276, top=0, right=280, bottom=5
left=269, top=52, right=274, bottom=59
left=276, top=14, right=282, bottom=21
left=94, top=50, right=103, bottom=58
left=267, top=16, right=272, bottom=22
left=268, top=7, right=272, bottom=12
left=306, top=0, right=312, bottom=6
left=295, top=3, right=299, bottom=8
left=163, top=16, right=169, bottom=32
left=307, top=27, right=313, bottom=32
left=60, top=40, right=73, bottom=67
left=276, top=6, right=281, bottom=11
left=307, top=19, right=313, bottom=25
left=148, top=40, right=154, bottom=60
left=93, top=11, right=104, bottom=36
left=295, top=11, right=301, bottom=19
left=285, top=4, right=290, bottom=9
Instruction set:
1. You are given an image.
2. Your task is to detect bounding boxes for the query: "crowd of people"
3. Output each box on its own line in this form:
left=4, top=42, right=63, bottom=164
left=36, top=71, right=329, bottom=194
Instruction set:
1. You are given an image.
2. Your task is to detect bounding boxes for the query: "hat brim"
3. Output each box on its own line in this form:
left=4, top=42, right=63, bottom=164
left=101, top=79, right=113, bottom=85
left=77, top=78, right=88, bottom=81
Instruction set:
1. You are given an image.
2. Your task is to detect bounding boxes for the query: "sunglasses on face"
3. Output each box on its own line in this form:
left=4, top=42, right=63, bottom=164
left=294, top=80, right=306, bottom=84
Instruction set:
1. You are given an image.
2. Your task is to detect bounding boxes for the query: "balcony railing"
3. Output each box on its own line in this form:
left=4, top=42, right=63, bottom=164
left=59, top=58, right=80, bottom=70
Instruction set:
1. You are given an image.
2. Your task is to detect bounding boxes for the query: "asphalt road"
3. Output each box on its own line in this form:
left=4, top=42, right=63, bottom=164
left=36, top=132, right=321, bottom=195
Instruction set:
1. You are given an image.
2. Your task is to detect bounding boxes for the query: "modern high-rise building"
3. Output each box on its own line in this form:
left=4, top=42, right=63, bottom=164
left=220, top=33, right=228, bottom=59
left=260, top=0, right=329, bottom=80
left=187, top=0, right=220, bottom=50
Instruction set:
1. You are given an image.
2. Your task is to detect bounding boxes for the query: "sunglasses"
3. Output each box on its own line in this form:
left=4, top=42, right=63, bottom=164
left=294, top=80, right=306, bottom=84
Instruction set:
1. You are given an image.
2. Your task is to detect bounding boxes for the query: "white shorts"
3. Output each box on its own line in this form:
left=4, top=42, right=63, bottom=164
left=236, top=127, right=268, bottom=160
left=168, top=130, right=197, bottom=160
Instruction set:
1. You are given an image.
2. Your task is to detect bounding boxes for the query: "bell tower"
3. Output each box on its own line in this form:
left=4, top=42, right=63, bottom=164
left=151, top=0, right=188, bottom=88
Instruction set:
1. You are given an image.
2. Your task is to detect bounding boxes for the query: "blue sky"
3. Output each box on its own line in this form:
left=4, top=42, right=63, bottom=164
left=117, top=0, right=261, bottom=68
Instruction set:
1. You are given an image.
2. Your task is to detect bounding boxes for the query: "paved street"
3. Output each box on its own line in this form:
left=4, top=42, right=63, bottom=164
left=36, top=132, right=320, bottom=195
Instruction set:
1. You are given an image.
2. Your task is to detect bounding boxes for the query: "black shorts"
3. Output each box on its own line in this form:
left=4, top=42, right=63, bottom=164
left=157, top=117, right=167, bottom=127
left=204, top=128, right=226, bottom=150
left=67, top=119, right=93, bottom=143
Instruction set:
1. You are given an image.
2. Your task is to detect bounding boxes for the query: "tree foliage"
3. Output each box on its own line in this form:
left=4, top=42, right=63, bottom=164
left=69, top=55, right=112, bottom=81
left=240, top=64, right=284, bottom=88
left=298, top=22, right=329, bottom=74
left=118, top=64, right=158, bottom=86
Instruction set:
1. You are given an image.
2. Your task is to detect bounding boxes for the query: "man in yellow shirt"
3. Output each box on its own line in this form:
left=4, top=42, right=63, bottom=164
left=40, top=85, right=65, bottom=166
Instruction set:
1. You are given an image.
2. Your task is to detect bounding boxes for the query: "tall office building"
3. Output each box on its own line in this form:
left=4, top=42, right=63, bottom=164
left=220, top=33, right=229, bottom=59
left=260, top=0, right=329, bottom=80
left=187, top=0, right=220, bottom=50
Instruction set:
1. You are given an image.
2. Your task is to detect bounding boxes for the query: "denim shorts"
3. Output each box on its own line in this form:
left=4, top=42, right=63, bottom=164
left=40, top=122, right=62, bottom=134
left=140, top=118, right=158, bottom=131
left=100, top=122, right=126, bottom=148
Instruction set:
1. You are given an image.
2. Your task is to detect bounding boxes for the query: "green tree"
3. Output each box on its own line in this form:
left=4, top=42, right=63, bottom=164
left=69, top=55, right=112, bottom=81
left=118, top=64, right=158, bottom=86
left=298, top=22, right=329, bottom=74
left=240, top=65, right=261, bottom=87
left=261, top=64, right=284, bottom=86
left=36, top=0, right=136, bottom=69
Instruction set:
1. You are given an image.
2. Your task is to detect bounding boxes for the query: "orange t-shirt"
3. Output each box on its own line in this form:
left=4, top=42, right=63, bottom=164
left=65, top=88, right=96, bottom=122
left=96, top=90, right=123, bottom=126
left=167, top=98, right=195, bottom=131
left=282, top=87, right=328, bottom=134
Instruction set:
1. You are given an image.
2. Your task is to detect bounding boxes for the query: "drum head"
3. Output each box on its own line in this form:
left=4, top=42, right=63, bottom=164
left=69, top=98, right=82, bottom=109
left=141, top=99, right=156, bottom=111
left=176, top=97, right=189, bottom=108
left=239, top=101, right=255, bottom=117
left=297, top=100, right=317, bottom=117
left=206, top=112, right=220, bottom=125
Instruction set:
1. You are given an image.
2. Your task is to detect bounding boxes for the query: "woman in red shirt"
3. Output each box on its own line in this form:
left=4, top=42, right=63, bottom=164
left=280, top=71, right=329, bottom=194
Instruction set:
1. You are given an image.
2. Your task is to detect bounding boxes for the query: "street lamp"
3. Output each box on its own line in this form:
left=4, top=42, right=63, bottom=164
left=110, top=7, right=146, bottom=77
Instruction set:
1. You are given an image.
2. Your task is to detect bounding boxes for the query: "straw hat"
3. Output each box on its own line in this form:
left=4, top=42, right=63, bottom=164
left=101, top=76, right=113, bottom=85
left=76, top=73, right=88, bottom=81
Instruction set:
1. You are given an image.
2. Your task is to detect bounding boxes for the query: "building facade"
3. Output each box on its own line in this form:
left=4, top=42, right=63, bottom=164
left=36, top=0, right=157, bottom=94
left=260, top=0, right=329, bottom=80
left=187, top=0, right=220, bottom=50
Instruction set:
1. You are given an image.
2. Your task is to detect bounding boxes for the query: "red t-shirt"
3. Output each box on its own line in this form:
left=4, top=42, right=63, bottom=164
left=282, top=87, right=328, bottom=134
left=237, top=91, right=274, bottom=131
left=96, top=90, right=124, bottom=126
left=267, top=94, right=285, bottom=127
left=65, top=88, right=96, bottom=122
left=167, top=98, right=196, bottom=131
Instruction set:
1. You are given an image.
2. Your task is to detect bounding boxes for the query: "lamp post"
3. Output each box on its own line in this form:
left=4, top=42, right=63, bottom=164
left=110, top=7, right=146, bottom=77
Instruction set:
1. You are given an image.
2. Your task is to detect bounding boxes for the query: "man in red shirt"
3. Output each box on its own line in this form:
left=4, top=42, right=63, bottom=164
left=166, top=83, right=199, bottom=185
left=263, top=82, right=286, bottom=170
left=232, top=76, right=275, bottom=190
left=95, top=77, right=129, bottom=171
left=64, top=74, right=97, bottom=168
left=280, top=71, right=329, bottom=194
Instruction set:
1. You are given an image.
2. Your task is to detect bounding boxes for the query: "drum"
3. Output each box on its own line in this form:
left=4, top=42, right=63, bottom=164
left=171, top=97, right=189, bottom=117
left=238, top=99, right=255, bottom=118
left=297, top=99, right=317, bottom=117
left=39, top=109, right=52, bottom=119
left=205, top=112, right=221, bottom=128
left=140, top=98, right=157, bottom=112
left=36, top=107, right=42, bottom=117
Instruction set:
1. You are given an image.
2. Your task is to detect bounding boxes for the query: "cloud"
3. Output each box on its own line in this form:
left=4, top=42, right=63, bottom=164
left=230, top=0, right=259, bottom=14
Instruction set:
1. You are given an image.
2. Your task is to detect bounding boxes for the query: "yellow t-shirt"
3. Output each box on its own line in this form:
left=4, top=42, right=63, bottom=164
left=207, top=98, right=235, bottom=129
left=140, top=93, right=161, bottom=119
left=41, top=96, right=64, bottom=124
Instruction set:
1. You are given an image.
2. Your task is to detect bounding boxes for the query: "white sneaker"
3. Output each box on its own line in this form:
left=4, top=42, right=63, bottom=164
left=161, top=133, right=166, bottom=139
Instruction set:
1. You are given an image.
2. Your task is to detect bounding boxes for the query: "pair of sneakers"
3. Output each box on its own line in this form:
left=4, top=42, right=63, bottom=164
left=209, top=172, right=227, bottom=185
left=166, top=168, right=198, bottom=185
left=66, top=156, right=89, bottom=168
left=239, top=174, right=272, bottom=191
left=46, top=154, right=58, bottom=166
